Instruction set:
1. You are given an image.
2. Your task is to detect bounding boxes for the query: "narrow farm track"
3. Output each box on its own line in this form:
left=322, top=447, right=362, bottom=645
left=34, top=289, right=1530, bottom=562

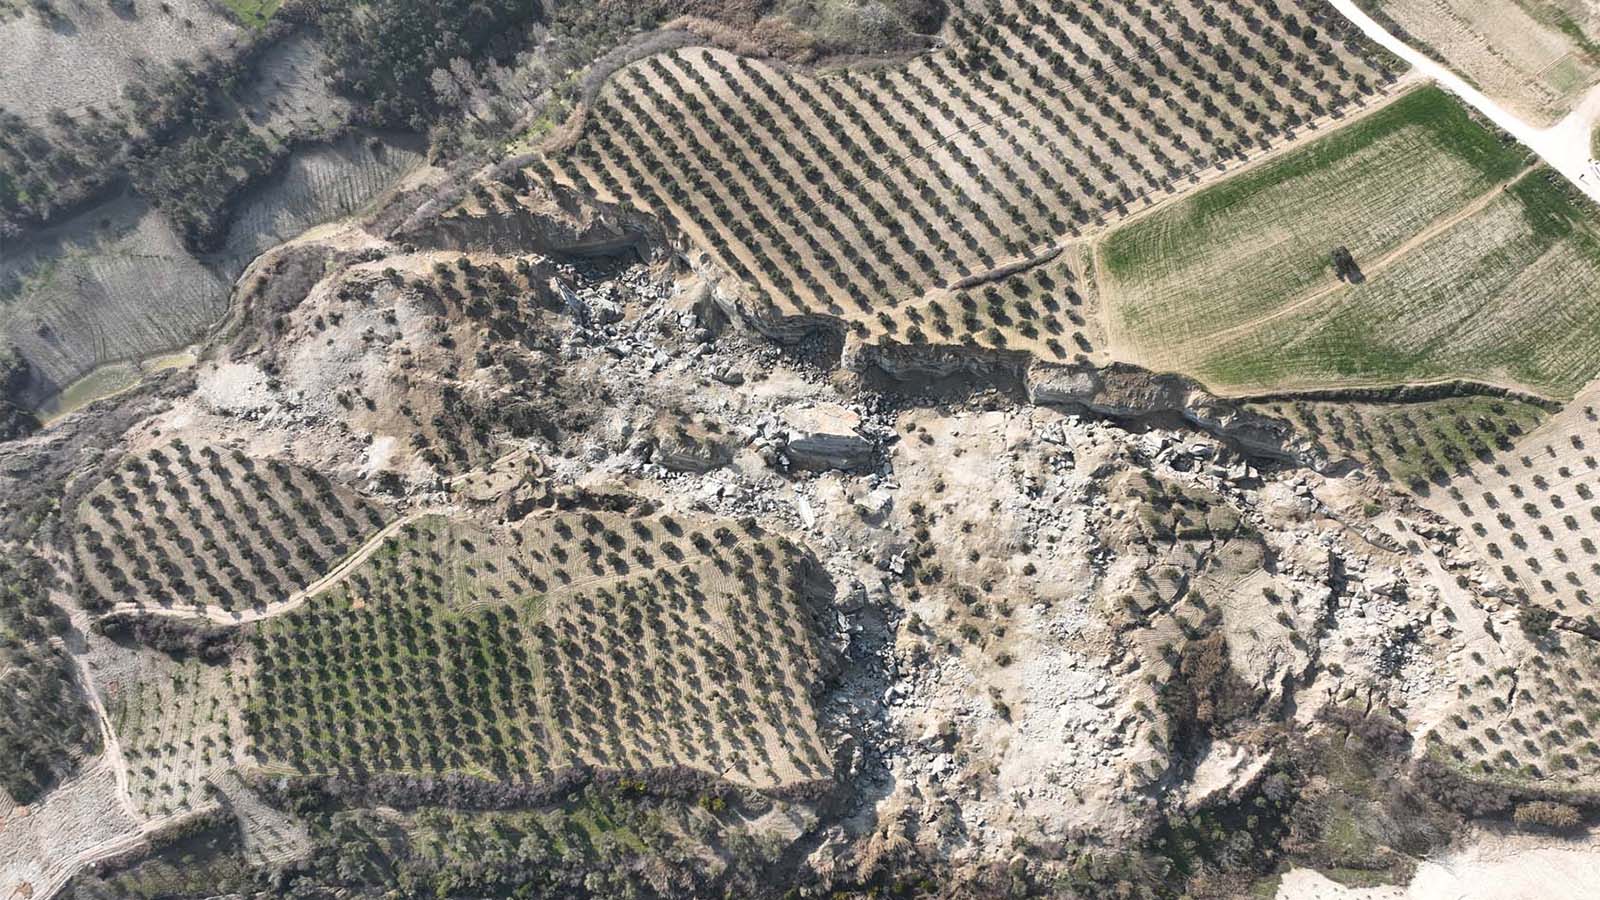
left=105, top=510, right=428, bottom=627
left=1328, top=0, right=1600, bottom=206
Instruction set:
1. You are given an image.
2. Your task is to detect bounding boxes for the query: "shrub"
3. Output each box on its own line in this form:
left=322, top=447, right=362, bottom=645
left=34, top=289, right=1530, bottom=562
left=1512, top=800, right=1582, bottom=831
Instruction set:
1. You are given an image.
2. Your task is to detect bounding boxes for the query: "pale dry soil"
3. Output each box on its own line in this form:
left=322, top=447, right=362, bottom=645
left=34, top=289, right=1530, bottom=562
left=1277, top=825, right=1600, bottom=899
left=1358, top=0, right=1600, bottom=126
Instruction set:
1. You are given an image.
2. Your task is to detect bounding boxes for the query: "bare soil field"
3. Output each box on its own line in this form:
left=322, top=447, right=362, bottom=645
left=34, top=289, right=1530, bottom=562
left=1361, top=0, right=1600, bottom=125
left=532, top=0, right=1398, bottom=349
left=3, top=132, right=426, bottom=412
left=1279, top=827, right=1600, bottom=899
left=0, top=763, right=139, bottom=900
left=233, top=33, right=351, bottom=139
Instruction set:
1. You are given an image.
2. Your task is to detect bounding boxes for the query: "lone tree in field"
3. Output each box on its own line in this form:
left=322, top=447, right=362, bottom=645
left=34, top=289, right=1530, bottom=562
left=1331, top=245, right=1364, bottom=283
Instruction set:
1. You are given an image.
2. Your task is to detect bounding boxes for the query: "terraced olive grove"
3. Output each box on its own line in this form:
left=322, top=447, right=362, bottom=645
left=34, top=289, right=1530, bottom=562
left=1252, top=395, right=1552, bottom=492
left=527, top=0, right=1397, bottom=348
left=1427, top=627, right=1600, bottom=790
left=1426, top=392, right=1600, bottom=624
left=73, top=443, right=391, bottom=613
left=245, top=510, right=837, bottom=790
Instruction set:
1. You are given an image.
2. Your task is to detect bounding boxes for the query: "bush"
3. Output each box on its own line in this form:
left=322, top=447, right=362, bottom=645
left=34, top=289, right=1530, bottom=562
left=1518, top=605, right=1557, bottom=639
left=1512, top=801, right=1582, bottom=831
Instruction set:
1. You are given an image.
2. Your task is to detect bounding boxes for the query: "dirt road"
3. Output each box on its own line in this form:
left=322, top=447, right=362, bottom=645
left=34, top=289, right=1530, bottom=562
left=104, top=509, right=427, bottom=626
left=1328, top=0, right=1600, bottom=207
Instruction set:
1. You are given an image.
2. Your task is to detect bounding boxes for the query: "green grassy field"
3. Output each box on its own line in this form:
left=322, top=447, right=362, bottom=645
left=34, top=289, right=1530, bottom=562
left=218, top=0, right=281, bottom=29
left=1102, top=87, right=1600, bottom=398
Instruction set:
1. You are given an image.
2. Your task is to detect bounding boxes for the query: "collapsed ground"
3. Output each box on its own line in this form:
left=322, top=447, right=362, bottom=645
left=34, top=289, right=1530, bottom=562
left=2, top=154, right=1600, bottom=898
left=5, top=1, right=1600, bottom=899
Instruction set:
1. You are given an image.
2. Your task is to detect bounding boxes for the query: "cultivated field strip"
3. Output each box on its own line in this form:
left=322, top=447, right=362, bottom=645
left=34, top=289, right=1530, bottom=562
left=220, top=134, right=425, bottom=267
left=245, top=512, right=835, bottom=790
left=107, top=653, right=253, bottom=818
left=74, top=444, right=392, bottom=613
left=528, top=0, right=1396, bottom=348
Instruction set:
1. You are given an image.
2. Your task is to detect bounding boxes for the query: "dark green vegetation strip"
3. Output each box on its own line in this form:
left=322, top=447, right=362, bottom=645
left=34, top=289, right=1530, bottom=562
left=0, top=554, right=100, bottom=804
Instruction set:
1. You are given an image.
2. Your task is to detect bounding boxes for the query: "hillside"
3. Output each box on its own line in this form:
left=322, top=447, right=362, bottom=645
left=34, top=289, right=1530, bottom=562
left=6, top=2, right=1600, bottom=900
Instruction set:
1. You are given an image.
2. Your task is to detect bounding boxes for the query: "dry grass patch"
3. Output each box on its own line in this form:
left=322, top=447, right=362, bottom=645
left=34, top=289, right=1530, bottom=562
left=1362, top=0, right=1600, bottom=124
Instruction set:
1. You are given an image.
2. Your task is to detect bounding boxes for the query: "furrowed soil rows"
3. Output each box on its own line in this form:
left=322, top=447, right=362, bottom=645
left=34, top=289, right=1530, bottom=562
left=1, top=197, right=230, bottom=404
left=1359, top=0, right=1600, bottom=125
left=106, top=650, right=253, bottom=819
left=1189, top=170, right=1600, bottom=395
left=524, top=0, right=1396, bottom=351
left=219, top=133, right=426, bottom=269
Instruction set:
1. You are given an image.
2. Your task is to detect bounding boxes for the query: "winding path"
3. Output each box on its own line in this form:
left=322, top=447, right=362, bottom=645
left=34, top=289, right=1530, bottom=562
left=105, top=510, right=429, bottom=626
left=1328, top=0, right=1600, bottom=207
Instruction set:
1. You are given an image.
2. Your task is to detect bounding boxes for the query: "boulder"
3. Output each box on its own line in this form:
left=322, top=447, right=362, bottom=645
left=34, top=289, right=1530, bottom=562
left=782, top=404, right=875, bottom=472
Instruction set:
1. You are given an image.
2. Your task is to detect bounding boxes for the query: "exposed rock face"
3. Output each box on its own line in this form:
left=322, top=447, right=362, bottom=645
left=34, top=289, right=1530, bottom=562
left=1028, top=362, right=1300, bottom=461
left=1026, top=362, right=1193, bottom=415
left=846, top=338, right=1032, bottom=384
left=649, top=413, right=733, bottom=473
left=782, top=404, right=875, bottom=472
left=400, top=178, right=664, bottom=260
